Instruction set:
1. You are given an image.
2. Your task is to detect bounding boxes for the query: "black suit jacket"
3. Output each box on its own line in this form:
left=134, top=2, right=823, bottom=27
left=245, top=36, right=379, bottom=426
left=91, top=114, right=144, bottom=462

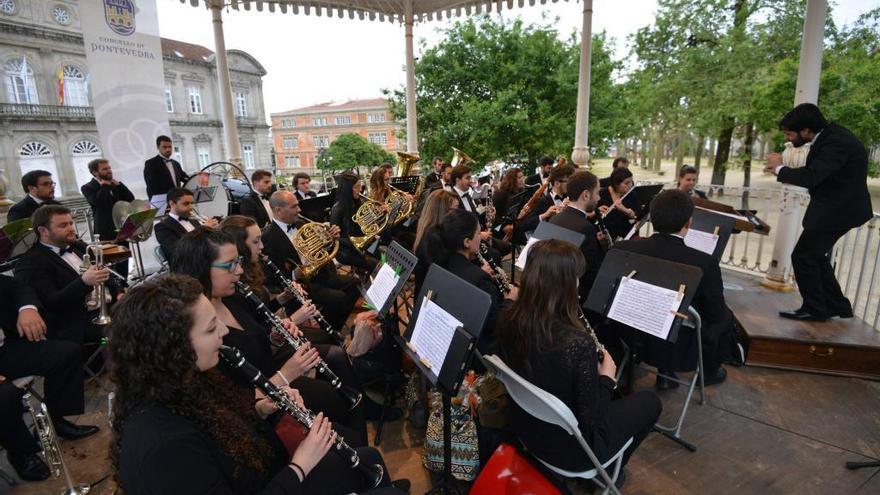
left=444, top=252, right=502, bottom=353
left=6, top=196, right=60, bottom=223
left=517, top=192, right=554, bottom=234
left=0, top=275, right=41, bottom=340
left=525, top=172, right=546, bottom=187
left=777, top=123, right=872, bottom=231
left=261, top=221, right=303, bottom=275
left=424, top=171, right=441, bottom=190
left=80, top=179, right=135, bottom=241
left=239, top=192, right=272, bottom=229
left=549, top=206, right=604, bottom=300
left=294, top=190, right=317, bottom=202
left=144, top=155, right=187, bottom=198
left=154, top=216, right=199, bottom=262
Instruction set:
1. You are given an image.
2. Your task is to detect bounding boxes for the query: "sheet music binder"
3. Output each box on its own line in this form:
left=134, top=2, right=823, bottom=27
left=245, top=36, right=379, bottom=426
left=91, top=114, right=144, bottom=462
left=361, top=241, right=418, bottom=317
left=689, top=208, right=735, bottom=260
left=604, top=183, right=664, bottom=224
left=297, top=190, right=336, bottom=223
left=585, top=249, right=702, bottom=343
left=532, top=220, right=586, bottom=247
left=401, top=264, right=489, bottom=393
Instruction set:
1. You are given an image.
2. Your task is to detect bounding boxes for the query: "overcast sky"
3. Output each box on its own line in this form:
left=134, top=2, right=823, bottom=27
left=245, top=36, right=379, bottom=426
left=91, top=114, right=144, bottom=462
left=155, top=0, right=876, bottom=118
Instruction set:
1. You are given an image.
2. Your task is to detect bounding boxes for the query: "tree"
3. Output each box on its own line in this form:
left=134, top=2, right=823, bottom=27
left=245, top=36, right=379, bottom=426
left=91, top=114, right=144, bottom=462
left=316, top=133, right=396, bottom=172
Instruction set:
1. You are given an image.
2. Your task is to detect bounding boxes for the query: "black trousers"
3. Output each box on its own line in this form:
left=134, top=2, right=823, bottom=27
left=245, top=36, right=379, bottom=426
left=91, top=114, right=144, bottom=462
left=0, top=338, right=85, bottom=417
left=791, top=228, right=852, bottom=317
left=592, top=390, right=662, bottom=467
left=310, top=270, right=360, bottom=331
left=0, top=382, right=39, bottom=456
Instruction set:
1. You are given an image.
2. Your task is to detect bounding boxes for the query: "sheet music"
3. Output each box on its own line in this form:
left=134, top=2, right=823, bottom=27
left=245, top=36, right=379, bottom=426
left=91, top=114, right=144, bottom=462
left=684, top=228, right=719, bottom=255
left=515, top=237, right=540, bottom=270
left=365, top=263, right=400, bottom=311
left=409, top=298, right=463, bottom=375
left=607, top=277, right=684, bottom=340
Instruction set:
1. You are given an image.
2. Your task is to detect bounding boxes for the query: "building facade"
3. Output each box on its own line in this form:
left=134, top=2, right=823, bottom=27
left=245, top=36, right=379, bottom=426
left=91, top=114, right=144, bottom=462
left=270, top=98, right=403, bottom=175
left=0, top=0, right=271, bottom=199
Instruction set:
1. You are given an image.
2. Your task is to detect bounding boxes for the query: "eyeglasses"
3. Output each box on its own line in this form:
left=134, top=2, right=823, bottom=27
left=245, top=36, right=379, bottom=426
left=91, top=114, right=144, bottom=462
left=211, top=256, right=243, bottom=273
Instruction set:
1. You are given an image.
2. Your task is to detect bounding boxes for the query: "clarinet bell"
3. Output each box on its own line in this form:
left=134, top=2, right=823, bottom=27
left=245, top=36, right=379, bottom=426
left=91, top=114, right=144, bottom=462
left=365, top=464, right=384, bottom=489
left=340, top=384, right=362, bottom=411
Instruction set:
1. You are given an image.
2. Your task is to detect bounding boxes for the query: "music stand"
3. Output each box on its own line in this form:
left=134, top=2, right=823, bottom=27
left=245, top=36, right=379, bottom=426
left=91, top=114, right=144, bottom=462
left=0, top=219, right=36, bottom=270
left=299, top=191, right=336, bottom=223
left=114, top=208, right=158, bottom=282
left=688, top=208, right=735, bottom=261
left=192, top=186, right=217, bottom=204
left=363, top=241, right=418, bottom=318
left=390, top=176, right=422, bottom=195
left=516, top=221, right=585, bottom=270
left=399, top=265, right=490, bottom=494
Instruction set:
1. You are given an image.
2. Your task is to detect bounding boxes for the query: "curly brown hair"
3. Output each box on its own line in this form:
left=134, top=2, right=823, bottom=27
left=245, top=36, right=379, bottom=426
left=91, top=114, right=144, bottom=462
left=220, top=215, right=268, bottom=298
left=109, top=274, right=274, bottom=478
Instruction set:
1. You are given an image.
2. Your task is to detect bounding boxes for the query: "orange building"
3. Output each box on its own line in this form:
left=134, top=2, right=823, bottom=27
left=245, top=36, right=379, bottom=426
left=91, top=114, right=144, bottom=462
left=270, top=98, right=403, bottom=174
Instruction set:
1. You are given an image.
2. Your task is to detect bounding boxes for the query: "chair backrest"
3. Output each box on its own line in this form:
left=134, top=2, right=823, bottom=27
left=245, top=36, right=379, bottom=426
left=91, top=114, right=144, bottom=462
left=482, top=354, right=581, bottom=437
left=154, top=245, right=167, bottom=265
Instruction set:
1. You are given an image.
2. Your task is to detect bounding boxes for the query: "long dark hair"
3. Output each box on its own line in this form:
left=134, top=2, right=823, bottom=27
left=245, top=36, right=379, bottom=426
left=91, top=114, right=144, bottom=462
left=334, top=171, right=360, bottom=216
left=414, top=189, right=458, bottom=249
left=170, top=228, right=236, bottom=296
left=497, top=239, right=585, bottom=374
left=499, top=168, right=522, bottom=195
left=220, top=215, right=266, bottom=296
left=422, top=209, right=479, bottom=267
left=109, top=274, right=274, bottom=476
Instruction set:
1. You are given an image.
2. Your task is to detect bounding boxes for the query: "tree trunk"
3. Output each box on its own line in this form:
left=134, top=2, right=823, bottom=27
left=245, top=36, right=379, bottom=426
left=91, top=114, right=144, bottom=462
left=675, top=131, right=686, bottom=170
left=694, top=134, right=704, bottom=171
left=640, top=133, right=648, bottom=168
left=710, top=120, right=735, bottom=186
left=708, top=137, right=717, bottom=169
left=652, top=130, right=664, bottom=173
left=741, top=122, right=755, bottom=209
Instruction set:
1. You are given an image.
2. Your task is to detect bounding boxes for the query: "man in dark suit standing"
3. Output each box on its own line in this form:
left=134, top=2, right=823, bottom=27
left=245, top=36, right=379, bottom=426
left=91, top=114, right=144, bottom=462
left=292, top=172, right=318, bottom=202
left=525, top=155, right=555, bottom=187
left=614, top=190, right=734, bottom=388
left=262, top=190, right=359, bottom=332
left=6, top=170, right=60, bottom=223
left=239, top=169, right=274, bottom=228
left=143, top=135, right=187, bottom=199
left=765, top=104, right=873, bottom=322
left=424, top=156, right=444, bottom=190
left=154, top=188, right=218, bottom=262
left=81, top=158, right=135, bottom=278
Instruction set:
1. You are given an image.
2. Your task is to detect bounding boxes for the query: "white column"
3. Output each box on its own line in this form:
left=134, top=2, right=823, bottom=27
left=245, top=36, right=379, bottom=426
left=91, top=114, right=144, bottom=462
left=210, top=0, right=243, bottom=167
left=571, top=0, right=594, bottom=167
left=762, top=0, right=825, bottom=291
left=404, top=0, right=419, bottom=155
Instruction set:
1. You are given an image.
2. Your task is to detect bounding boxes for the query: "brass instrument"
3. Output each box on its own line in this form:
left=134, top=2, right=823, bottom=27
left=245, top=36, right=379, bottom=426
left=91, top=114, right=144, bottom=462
left=450, top=147, right=474, bottom=168
left=220, top=345, right=383, bottom=487
left=351, top=195, right=391, bottom=253
left=292, top=214, right=340, bottom=280
left=386, top=151, right=423, bottom=226
left=395, top=150, right=420, bottom=178
left=82, top=242, right=112, bottom=326
left=22, top=391, right=90, bottom=494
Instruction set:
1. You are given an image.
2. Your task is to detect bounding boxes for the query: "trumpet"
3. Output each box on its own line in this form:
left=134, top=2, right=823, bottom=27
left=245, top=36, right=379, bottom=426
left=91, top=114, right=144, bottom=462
left=234, top=281, right=362, bottom=410
left=261, top=255, right=346, bottom=348
left=220, top=345, right=383, bottom=488
left=81, top=242, right=112, bottom=326
left=22, top=391, right=90, bottom=494
left=293, top=214, right=340, bottom=279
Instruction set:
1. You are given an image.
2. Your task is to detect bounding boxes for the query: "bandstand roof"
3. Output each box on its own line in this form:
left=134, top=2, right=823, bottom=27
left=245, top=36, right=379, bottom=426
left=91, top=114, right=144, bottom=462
left=180, top=0, right=573, bottom=23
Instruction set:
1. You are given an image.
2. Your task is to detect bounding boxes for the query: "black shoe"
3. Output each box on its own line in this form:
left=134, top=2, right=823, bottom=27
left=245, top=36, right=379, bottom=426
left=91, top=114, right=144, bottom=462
left=655, top=371, right=679, bottom=391
left=704, top=366, right=728, bottom=386
left=391, top=478, right=412, bottom=493
left=7, top=452, right=51, bottom=481
left=778, top=307, right=808, bottom=318
left=53, top=418, right=100, bottom=440
left=831, top=309, right=854, bottom=319
left=363, top=399, right=403, bottom=422
left=779, top=310, right=828, bottom=322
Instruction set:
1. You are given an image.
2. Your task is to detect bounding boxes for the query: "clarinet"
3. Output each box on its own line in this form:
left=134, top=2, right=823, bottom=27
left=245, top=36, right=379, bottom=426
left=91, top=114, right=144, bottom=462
left=595, top=214, right=614, bottom=251
left=219, top=345, right=383, bottom=488
left=262, top=256, right=346, bottom=348
left=578, top=309, right=606, bottom=363
left=234, top=281, right=362, bottom=410
left=477, top=243, right=512, bottom=295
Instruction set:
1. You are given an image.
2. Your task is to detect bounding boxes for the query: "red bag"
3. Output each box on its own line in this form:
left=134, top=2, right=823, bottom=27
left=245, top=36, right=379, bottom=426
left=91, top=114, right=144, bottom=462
left=470, top=443, right=562, bottom=495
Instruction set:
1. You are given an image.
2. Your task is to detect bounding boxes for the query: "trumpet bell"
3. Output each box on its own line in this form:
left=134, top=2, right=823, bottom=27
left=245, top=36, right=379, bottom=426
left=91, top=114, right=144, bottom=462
left=396, top=151, right=420, bottom=177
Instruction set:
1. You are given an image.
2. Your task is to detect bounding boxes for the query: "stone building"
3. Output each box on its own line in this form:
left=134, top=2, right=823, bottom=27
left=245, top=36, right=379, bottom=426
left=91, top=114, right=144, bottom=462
left=0, top=0, right=271, bottom=199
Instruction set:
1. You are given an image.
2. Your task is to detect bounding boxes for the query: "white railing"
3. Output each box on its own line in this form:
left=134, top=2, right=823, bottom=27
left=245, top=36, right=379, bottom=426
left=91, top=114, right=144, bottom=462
left=831, top=213, right=880, bottom=328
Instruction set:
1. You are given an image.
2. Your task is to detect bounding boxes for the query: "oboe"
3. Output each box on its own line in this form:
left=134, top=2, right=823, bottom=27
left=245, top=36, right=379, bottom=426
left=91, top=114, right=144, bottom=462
left=219, top=345, right=383, bottom=488
left=477, top=243, right=512, bottom=295
left=234, top=281, right=362, bottom=410
left=261, top=255, right=346, bottom=348
left=578, top=309, right=606, bottom=363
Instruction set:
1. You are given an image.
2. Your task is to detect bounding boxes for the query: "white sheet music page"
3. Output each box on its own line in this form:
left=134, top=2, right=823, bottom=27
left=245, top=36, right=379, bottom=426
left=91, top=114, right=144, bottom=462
left=684, top=229, right=719, bottom=255
left=607, top=277, right=684, bottom=340
left=410, top=298, right=463, bottom=376
left=516, top=237, right=540, bottom=270
left=365, top=263, right=400, bottom=310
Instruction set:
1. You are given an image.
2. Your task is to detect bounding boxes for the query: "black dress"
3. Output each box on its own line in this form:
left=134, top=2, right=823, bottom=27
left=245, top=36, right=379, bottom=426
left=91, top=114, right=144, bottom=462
left=598, top=187, right=642, bottom=241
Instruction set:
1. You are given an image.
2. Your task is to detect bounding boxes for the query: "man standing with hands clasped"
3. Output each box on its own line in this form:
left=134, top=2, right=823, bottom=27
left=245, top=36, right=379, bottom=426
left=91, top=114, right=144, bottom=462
left=764, top=103, right=872, bottom=322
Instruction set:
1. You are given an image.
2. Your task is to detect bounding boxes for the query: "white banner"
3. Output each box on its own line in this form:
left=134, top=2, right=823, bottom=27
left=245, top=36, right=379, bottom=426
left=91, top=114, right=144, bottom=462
left=79, top=0, right=169, bottom=200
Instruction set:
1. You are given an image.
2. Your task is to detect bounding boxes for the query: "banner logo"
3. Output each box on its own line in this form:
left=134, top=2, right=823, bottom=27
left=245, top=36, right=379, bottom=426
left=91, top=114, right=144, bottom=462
left=104, top=0, right=136, bottom=36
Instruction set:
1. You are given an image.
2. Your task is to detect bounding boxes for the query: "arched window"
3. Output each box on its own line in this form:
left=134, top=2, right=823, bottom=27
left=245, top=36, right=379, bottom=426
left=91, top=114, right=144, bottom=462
left=20, top=141, right=51, bottom=157
left=71, top=139, right=102, bottom=188
left=61, top=65, right=89, bottom=106
left=4, top=57, right=38, bottom=104
left=18, top=141, right=59, bottom=189
left=71, top=140, right=100, bottom=156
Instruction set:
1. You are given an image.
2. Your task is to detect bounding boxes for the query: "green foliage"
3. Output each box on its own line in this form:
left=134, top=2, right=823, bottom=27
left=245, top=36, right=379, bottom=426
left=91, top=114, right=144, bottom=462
left=316, top=133, right=396, bottom=171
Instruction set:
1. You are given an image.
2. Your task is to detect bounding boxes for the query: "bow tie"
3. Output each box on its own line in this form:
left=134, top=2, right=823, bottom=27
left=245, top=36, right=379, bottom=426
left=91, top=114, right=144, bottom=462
left=261, top=194, right=271, bottom=201
left=58, top=246, right=74, bottom=256
left=286, top=224, right=296, bottom=233
left=554, top=194, right=564, bottom=202
left=178, top=215, right=190, bottom=222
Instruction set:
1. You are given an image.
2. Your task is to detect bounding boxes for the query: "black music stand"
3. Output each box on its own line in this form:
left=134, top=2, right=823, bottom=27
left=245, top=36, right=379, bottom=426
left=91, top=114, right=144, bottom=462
left=399, top=265, right=490, bottom=494
left=688, top=208, right=735, bottom=261
left=192, top=185, right=217, bottom=204
left=0, top=219, right=36, bottom=271
left=390, top=176, right=421, bottom=195
left=114, top=208, right=158, bottom=282
left=299, top=191, right=335, bottom=223
left=516, top=221, right=585, bottom=270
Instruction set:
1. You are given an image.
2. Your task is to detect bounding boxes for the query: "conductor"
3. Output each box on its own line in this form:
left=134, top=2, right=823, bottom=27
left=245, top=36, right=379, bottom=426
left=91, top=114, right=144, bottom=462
left=764, top=103, right=872, bottom=322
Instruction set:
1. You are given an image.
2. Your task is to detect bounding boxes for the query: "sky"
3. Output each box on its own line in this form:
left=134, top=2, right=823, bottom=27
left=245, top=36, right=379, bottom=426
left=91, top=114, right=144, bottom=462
left=155, top=0, right=877, bottom=118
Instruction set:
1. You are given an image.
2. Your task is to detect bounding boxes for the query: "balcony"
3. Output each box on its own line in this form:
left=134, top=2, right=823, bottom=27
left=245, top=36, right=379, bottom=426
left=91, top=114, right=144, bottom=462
left=0, top=103, right=94, bottom=120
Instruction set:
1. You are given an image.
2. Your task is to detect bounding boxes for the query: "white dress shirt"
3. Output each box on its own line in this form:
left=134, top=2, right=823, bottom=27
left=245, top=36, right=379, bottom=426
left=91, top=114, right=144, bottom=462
left=453, top=186, right=475, bottom=213
left=161, top=154, right=177, bottom=184
left=41, top=242, right=83, bottom=273
left=169, top=212, right=196, bottom=232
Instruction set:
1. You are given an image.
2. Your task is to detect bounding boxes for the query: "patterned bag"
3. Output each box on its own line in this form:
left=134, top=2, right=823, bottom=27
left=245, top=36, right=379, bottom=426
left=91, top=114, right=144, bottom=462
left=422, top=372, right=483, bottom=481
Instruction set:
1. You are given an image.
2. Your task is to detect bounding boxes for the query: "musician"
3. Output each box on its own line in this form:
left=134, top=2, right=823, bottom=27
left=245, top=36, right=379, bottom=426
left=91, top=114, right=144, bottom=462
left=614, top=190, right=734, bottom=388
left=525, top=155, right=554, bottom=186
left=170, top=229, right=369, bottom=444
left=449, top=164, right=511, bottom=260
left=419, top=209, right=517, bottom=352
left=517, top=165, right=575, bottom=234
left=598, top=167, right=641, bottom=241
left=549, top=171, right=605, bottom=302
left=144, top=135, right=187, bottom=199
left=263, top=190, right=360, bottom=333
left=599, top=157, right=630, bottom=189
left=676, top=165, right=706, bottom=199
left=6, top=170, right=60, bottom=223
left=424, top=155, right=445, bottom=190
left=413, top=189, right=460, bottom=290
left=0, top=274, right=96, bottom=472
left=81, top=158, right=135, bottom=279
left=110, top=274, right=401, bottom=494
left=367, top=165, right=394, bottom=203
left=765, top=103, right=872, bottom=322
left=240, top=169, right=275, bottom=228
left=329, top=172, right=379, bottom=273
left=13, top=205, right=110, bottom=346
left=497, top=239, right=661, bottom=481
left=154, top=187, right=219, bottom=262
left=294, top=172, right=318, bottom=202
left=491, top=169, right=524, bottom=244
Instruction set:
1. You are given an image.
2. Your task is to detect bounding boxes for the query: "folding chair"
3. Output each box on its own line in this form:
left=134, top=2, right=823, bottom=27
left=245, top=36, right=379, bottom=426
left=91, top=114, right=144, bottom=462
left=0, top=376, right=42, bottom=486
left=482, top=355, right=631, bottom=495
